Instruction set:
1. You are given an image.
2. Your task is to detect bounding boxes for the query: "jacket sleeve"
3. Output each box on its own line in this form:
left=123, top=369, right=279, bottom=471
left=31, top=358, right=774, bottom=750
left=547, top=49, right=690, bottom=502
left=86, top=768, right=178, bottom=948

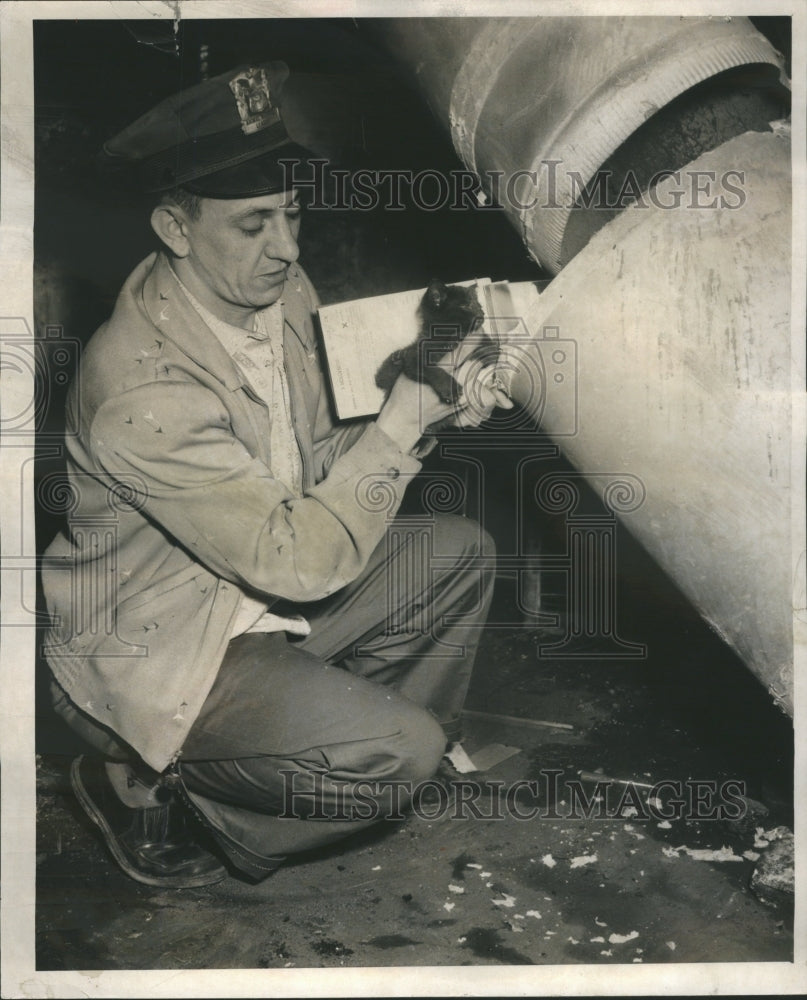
left=287, top=266, right=371, bottom=482
left=312, top=408, right=373, bottom=482
left=88, top=380, right=421, bottom=603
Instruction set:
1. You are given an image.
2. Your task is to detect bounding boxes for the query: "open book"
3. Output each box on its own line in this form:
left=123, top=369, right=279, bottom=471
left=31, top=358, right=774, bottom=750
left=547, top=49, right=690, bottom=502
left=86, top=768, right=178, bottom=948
left=316, top=278, right=544, bottom=419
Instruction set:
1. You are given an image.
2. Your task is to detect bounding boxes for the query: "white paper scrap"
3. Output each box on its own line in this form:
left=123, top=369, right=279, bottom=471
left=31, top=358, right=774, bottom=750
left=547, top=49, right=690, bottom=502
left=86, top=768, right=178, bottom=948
left=468, top=742, right=522, bottom=772
left=445, top=743, right=478, bottom=774
left=609, top=931, right=639, bottom=944
left=570, top=854, right=598, bottom=869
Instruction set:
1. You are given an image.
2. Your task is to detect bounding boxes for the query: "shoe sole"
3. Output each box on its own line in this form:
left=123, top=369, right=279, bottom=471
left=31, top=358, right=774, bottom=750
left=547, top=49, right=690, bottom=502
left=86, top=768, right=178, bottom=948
left=70, top=756, right=227, bottom=889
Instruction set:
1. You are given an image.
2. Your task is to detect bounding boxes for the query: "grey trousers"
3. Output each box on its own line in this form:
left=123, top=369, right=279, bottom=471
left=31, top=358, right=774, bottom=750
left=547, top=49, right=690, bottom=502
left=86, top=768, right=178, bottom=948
left=177, top=513, right=495, bottom=878
left=50, top=513, right=495, bottom=880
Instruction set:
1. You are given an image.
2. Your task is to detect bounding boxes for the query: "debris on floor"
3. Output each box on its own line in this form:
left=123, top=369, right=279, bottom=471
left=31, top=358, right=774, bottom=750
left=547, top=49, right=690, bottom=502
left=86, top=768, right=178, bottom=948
left=466, top=743, right=522, bottom=772
left=750, top=828, right=795, bottom=906
left=35, top=577, right=794, bottom=969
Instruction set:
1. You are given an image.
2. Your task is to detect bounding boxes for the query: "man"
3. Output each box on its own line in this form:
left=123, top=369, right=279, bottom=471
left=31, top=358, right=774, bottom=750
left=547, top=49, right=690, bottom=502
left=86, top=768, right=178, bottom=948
left=42, top=62, right=510, bottom=887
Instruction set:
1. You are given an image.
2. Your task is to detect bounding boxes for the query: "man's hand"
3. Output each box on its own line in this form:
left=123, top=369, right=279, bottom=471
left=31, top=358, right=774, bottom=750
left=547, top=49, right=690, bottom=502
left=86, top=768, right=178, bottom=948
left=376, top=359, right=514, bottom=453
left=376, top=371, right=460, bottom=453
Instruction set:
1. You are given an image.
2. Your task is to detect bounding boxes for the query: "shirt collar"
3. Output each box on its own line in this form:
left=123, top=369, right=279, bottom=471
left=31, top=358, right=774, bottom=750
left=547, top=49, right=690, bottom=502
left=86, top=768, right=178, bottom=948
left=168, top=265, right=280, bottom=344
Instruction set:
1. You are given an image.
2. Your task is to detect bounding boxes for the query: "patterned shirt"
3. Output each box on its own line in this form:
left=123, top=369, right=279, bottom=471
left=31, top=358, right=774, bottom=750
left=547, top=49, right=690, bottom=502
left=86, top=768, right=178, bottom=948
left=171, top=268, right=310, bottom=639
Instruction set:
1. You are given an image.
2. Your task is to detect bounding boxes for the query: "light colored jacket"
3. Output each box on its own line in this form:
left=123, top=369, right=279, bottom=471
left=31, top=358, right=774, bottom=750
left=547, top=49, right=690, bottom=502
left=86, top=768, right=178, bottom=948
left=42, top=252, right=422, bottom=771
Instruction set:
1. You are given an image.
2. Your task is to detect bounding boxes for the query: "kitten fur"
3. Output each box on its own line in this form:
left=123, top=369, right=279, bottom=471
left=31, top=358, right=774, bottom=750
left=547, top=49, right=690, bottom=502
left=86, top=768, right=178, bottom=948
left=375, top=278, right=495, bottom=407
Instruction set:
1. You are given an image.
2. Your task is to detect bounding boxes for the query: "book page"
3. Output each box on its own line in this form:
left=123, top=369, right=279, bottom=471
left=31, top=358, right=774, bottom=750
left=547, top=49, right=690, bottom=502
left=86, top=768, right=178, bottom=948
left=317, top=287, right=425, bottom=419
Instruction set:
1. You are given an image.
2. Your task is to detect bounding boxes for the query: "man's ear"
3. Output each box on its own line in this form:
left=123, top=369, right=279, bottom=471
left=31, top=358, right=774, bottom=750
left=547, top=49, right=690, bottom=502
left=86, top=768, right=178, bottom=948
left=150, top=204, right=191, bottom=257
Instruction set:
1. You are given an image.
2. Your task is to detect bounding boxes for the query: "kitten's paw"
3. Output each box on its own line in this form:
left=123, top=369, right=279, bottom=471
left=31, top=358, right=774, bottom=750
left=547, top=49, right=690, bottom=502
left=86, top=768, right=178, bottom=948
left=375, top=352, right=404, bottom=391
left=427, top=369, right=462, bottom=407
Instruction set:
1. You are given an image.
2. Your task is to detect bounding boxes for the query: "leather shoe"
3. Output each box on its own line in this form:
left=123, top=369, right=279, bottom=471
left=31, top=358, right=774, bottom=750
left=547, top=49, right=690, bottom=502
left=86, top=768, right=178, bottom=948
left=70, top=755, right=227, bottom=888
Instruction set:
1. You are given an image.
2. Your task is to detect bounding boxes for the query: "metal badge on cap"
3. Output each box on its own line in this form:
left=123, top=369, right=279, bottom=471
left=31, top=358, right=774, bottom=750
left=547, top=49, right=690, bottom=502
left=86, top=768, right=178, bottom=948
left=229, top=67, right=281, bottom=135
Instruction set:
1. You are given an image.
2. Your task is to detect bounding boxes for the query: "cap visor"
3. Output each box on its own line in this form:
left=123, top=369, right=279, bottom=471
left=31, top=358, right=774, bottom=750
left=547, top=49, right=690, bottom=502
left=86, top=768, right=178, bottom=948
left=181, top=144, right=315, bottom=198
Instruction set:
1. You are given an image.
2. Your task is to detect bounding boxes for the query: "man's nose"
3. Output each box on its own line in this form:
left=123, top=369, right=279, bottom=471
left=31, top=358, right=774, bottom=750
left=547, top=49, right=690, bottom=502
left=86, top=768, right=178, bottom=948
left=265, top=216, right=299, bottom=264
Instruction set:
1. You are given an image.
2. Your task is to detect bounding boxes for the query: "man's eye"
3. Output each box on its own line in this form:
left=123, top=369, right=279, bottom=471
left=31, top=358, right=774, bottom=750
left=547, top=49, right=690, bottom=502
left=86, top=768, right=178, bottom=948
left=241, top=224, right=264, bottom=236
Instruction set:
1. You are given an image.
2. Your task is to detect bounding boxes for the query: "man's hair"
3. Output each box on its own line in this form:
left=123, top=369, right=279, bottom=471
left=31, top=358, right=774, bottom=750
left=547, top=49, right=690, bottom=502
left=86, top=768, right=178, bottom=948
left=159, top=186, right=203, bottom=220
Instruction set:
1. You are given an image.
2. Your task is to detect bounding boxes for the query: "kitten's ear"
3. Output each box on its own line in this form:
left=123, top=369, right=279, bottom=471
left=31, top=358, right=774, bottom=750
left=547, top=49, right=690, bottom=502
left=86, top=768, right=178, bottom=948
left=427, top=279, right=447, bottom=308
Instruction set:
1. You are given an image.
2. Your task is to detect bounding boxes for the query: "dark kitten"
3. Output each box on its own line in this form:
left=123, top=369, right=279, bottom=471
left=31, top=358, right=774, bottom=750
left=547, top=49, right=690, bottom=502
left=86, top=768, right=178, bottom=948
left=375, top=278, right=495, bottom=406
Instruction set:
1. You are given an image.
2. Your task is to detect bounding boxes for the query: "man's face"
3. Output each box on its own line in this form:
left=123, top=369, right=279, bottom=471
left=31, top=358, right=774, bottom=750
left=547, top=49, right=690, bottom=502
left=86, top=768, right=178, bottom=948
left=178, top=189, right=301, bottom=319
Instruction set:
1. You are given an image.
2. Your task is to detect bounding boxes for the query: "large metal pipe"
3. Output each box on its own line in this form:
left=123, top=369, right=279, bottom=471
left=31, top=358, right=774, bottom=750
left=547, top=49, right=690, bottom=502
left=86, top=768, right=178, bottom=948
left=376, top=17, right=796, bottom=712
left=376, top=16, right=785, bottom=272
left=509, top=128, right=793, bottom=712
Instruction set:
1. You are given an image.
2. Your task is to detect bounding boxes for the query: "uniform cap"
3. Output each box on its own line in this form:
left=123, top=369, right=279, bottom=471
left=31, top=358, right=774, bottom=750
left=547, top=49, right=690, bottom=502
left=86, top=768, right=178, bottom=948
left=103, top=62, right=311, bottom=197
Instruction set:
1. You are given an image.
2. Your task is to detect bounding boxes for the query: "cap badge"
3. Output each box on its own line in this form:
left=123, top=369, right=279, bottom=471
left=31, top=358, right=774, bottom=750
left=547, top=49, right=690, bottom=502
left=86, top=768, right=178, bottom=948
left=229, top=68, right=281, bottom=135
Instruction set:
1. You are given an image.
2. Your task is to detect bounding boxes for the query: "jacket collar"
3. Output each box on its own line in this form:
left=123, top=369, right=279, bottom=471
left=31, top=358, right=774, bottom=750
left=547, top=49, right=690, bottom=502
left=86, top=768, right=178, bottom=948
left=279, top=263, right=318, bottom=353
left=137, top=252, right=314, bottom=390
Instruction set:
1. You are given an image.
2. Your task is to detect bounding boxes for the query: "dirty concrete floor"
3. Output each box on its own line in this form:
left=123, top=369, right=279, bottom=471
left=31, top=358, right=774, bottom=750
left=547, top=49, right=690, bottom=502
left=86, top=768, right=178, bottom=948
left=35, top=562, right=794, bottom=972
